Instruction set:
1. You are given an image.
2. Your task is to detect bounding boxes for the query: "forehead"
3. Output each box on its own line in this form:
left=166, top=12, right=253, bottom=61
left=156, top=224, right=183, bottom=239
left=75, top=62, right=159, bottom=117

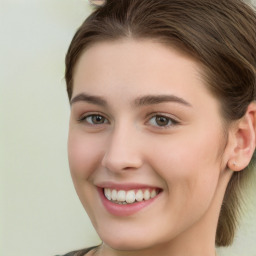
left=75, top=39, right=199, bottom=74
left=74, top=39, right=217, bottom=110
left=73, top=39, right=206, bottom=95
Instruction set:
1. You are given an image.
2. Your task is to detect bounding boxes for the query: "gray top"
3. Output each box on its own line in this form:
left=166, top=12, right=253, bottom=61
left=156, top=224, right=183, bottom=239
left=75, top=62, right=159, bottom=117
left=56, top=246, right=98, bottom=256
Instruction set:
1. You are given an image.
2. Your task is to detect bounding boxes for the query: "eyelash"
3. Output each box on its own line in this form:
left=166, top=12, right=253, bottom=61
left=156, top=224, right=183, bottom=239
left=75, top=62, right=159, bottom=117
left=146, top=113, right=179, bottom=128
left=78, top=113, right=180, bottom=128
left=78, top=113, right=109, bottom=125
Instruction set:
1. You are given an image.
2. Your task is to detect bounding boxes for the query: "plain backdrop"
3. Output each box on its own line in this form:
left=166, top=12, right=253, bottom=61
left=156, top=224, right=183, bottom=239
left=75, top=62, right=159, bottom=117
left=1, top=1, right=256, bottom=256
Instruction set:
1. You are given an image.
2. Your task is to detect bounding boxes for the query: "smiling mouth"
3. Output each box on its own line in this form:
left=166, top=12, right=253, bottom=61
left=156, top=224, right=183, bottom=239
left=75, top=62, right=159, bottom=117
left=103, top=188, right=162, bottom=205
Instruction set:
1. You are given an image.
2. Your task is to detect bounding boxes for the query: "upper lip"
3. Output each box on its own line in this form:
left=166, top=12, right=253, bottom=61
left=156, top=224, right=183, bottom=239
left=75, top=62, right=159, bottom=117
left=96, top=181, right=162, bottom=191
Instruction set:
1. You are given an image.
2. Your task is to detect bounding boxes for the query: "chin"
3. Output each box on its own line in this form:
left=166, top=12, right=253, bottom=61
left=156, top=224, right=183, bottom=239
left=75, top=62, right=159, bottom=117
left=104, top=242, right=151, bottom=252
left=99, top=232, right=155, bottom=251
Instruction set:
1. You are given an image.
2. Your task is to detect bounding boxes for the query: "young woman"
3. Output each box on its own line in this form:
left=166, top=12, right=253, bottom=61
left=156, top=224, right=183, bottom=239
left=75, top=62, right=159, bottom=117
left=61, top=0, right=256, bottom=255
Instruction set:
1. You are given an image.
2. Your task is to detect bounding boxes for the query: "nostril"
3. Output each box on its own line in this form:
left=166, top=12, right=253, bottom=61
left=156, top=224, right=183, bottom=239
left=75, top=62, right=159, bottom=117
left=123, top=166, right=136, bottom=171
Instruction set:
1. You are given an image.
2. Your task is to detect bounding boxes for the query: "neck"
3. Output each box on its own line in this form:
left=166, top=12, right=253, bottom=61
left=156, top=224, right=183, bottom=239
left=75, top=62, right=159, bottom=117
left=93, top=241, right=216, bottom=256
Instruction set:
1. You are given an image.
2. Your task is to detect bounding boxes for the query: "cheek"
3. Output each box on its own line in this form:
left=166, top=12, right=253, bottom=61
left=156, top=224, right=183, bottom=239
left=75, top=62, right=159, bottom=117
left=68, top=130, right=104, bottom=179
left=67, top=130, right=104, bottom=220
left=150, top=129, right=223, bottom=199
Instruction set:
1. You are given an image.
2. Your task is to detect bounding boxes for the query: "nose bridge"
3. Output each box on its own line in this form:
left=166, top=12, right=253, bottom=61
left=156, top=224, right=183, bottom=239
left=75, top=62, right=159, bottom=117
left=102, top=121, right=142, bottom=172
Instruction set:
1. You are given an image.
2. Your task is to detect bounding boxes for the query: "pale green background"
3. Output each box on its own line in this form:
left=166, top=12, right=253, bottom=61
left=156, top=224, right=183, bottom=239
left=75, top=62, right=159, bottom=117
left=1, top=1, right=255, bottom=256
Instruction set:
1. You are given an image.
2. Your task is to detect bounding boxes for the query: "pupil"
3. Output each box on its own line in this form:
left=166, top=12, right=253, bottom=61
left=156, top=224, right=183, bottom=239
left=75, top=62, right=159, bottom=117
left=93, top=115, right=103, bottom=123
left=156, top=116, right=168, bottom=126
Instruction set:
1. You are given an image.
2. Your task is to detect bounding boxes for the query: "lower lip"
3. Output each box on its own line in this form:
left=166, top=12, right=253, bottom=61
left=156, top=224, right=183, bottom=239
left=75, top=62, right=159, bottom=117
left=98, top=188, right=161, bottom=217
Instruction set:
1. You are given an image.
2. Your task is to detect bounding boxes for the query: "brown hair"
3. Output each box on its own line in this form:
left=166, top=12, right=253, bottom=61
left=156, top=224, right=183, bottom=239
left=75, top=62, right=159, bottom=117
left=65, top=0, right=256, bottom=247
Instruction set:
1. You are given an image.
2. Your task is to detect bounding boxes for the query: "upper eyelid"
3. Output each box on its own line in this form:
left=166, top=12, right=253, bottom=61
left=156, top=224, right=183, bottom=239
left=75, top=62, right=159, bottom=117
left=146, top=113, right=181, bottom=127
left=146, top=112, right=180, bottom=122
left=78, top=113, right=110, bottom=124
left=78, top=112, right=108, bottom=119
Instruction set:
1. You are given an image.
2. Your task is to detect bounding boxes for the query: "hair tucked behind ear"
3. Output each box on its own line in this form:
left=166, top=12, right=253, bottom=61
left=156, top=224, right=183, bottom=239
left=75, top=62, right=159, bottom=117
left=65, top=0, right=256, bottom=246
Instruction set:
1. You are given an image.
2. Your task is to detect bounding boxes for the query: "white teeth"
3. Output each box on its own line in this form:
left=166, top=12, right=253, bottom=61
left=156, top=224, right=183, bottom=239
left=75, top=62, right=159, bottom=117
left=111, top=189, right=117, bottom=200
left=117, top=190, right=126, bottom=202
left=135, top=189, right=143, bottom=202
left=144, top=190, right=151, bottom=200
left=104, top=188, right=159, bottom=204
left=104, top=188, right=111, bottom=200
left=126, top=190, right=136, bottom=204
left=151, top=190, right=157, bottom=198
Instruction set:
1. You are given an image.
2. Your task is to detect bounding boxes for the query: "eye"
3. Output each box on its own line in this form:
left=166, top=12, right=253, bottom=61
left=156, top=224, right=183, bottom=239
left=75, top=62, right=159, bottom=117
left=148, top=115, right=178, bottom=127
left=79, top=114, right=108, bottom=125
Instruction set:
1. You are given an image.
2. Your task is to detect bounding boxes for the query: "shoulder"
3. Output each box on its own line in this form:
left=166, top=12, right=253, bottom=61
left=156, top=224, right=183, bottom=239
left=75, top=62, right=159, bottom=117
left=55, top=251, right=79, bottom=256
left=56, top=246, right=98, bottom=256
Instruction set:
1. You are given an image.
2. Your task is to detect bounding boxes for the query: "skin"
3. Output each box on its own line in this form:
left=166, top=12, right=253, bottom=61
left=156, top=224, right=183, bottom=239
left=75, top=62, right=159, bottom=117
left=68, top=39, right=256, bottom=256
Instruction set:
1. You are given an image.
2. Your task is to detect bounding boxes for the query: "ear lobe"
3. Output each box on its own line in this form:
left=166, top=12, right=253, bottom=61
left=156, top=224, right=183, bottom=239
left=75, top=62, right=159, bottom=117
left=227, top=102, right=256, bottom=172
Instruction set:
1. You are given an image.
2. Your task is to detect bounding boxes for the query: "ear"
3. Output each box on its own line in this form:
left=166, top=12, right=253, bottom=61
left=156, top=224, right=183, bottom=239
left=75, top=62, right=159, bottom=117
left=227, top=102, right=256, bottom=172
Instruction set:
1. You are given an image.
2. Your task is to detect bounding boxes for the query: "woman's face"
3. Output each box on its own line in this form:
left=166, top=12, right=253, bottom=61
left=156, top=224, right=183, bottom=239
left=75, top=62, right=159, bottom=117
left=68, top=39, right=231, bottom=252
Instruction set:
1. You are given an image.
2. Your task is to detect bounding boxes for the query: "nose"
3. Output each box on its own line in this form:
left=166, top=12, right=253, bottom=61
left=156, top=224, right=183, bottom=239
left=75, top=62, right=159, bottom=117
left=101, top=125, right=143, bottom=173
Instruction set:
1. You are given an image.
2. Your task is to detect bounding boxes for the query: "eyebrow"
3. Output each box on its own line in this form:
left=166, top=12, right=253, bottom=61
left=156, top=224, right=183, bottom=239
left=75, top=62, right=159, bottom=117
left=70, top=93, right=107, bottom=106
left=70, top=93, right=192, bottom=108
left=134, top=95, right=192, bottom=107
